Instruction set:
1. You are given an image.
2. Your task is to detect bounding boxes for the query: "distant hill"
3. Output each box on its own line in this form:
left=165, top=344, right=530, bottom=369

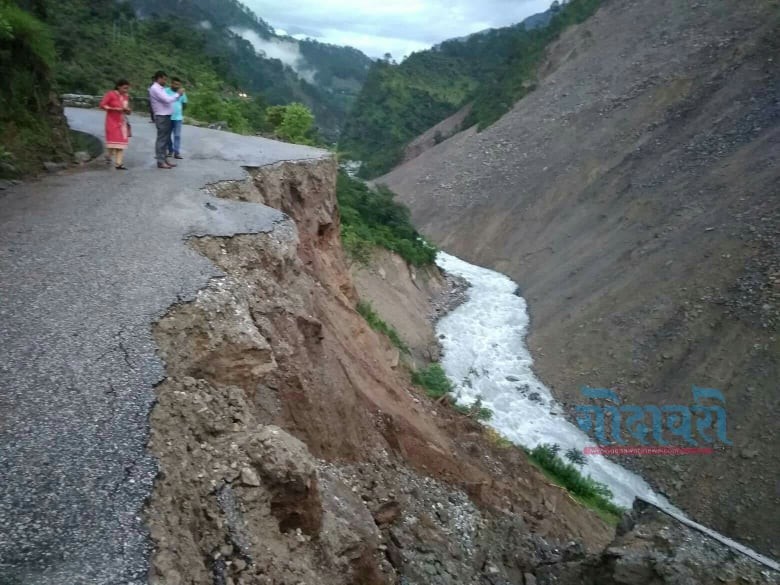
left=339, top=0, right=601, bottom=177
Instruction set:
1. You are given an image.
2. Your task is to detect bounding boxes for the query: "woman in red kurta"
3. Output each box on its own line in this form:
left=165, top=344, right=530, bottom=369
left=99, top=79, right=132, bottom=170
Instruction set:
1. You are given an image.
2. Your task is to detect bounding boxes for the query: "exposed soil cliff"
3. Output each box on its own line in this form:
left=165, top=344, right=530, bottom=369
left=350, top=248, right=447, bottom=366
left=378, top=0, right=780, bottom=556
left=147, top=159, right=620, bottom=585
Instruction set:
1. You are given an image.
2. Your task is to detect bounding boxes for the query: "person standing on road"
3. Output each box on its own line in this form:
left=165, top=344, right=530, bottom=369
left=165, top=77, right=187, bottom=160
left=148, top=71, right=184, bottom=170
left=99, top=79, right=132, bottom=170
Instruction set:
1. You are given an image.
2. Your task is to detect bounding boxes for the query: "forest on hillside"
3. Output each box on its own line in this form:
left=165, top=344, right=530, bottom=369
left=16, top=0, right=371, bottom=141
left=339, top=0, right=603, bottom=178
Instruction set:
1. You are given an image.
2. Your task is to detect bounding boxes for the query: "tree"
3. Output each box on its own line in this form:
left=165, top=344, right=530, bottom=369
left=268, top=102, right=315, bottom=145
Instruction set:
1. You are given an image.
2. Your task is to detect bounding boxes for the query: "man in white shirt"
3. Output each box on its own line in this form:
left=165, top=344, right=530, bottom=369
left=148, top=70, right=184, bottom=169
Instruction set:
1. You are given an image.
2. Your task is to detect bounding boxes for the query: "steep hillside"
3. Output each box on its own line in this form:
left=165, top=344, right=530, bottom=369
left=147, top=158, right=618, bottom=585
left=129, top=0, right=372, bottom=125
left=0, top=1, right=71, bottom=177
left=339, top=0, right=601, bottom=178
left=45, top=0, right=371, bottom=139
left=379, top=0, right=780, bottom=557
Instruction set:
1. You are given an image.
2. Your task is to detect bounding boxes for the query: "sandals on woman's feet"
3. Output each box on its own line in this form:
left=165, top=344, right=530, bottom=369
left=115, top=165, right=128, bottom=170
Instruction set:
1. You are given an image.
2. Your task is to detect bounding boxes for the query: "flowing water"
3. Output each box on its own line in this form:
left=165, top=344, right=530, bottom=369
left=435, top=251, right=672, bottom=509
left=435, top=251, right=780, bottom=570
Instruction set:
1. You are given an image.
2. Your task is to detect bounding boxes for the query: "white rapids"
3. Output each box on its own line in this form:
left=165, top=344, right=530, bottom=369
left=435, top=251, right=671, bottom=509
left=435, top=251, right=780, bottom=571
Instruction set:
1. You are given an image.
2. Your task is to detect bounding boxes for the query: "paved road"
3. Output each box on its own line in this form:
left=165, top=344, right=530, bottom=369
left=0, top=109, right=326, bottom=584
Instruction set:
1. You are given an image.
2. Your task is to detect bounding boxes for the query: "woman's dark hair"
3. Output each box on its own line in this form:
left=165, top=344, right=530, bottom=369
left=114, top=79, right=130, bottom=89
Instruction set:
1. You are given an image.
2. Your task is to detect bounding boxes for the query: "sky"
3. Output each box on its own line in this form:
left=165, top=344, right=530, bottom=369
left=244, top=0, right=553, bottom=59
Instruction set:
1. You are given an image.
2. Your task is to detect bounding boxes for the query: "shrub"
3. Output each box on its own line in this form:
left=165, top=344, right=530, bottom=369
left=565, top=447, right=586, bottom=467
left=528, top=443, right=624, bottom=523
left=0, top=3, right=55, bottom=68
left=356, top=300, right=408, bottom=353
left=411, top=363, right=452, bottom=399
left=267, top=102, right=316, bottom=145
left=453, top=396, right=493, bottom=420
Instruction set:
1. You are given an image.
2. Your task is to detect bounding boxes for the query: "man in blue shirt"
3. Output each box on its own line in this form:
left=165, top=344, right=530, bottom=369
left=165, top=77, right=188, bottom=159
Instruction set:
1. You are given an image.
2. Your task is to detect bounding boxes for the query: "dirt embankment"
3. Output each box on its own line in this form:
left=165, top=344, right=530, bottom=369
left=146, top=158, right=619, bottom=585
left=378, top=0, right=780, bottom=556
left=350, top=248, right=457, bottom=366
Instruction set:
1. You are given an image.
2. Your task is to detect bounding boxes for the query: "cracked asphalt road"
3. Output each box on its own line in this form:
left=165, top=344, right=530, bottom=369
left=0, top=109, right=327, bottom=584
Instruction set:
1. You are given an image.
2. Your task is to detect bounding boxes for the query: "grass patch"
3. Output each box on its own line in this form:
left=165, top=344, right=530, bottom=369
left=410, top=363, right=452, bottom=399
left=411, top=363, right=495, bottom=421
left=356, top=300, right=409, bottom=353
left=338, top=171, right=437, bottom=266
left=528, top=443, right=624, bottom=524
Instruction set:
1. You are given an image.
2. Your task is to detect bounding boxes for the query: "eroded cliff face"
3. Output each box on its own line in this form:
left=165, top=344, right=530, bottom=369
left=146, top=159, right=617, bottom=585
left=378, top=0, right=780, bottom=555
left=350, top=248, right=449, bottom=366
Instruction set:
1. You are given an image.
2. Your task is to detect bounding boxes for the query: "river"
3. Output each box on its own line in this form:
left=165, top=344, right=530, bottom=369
left=435, top=251, right=780, bottom=571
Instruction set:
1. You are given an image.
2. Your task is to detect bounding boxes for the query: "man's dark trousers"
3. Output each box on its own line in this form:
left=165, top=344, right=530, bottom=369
left=154, top=115, right=172, bottom=163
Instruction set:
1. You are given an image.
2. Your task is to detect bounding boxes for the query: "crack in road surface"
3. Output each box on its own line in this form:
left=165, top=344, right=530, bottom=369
left=0, top=109, right=328, bottom=584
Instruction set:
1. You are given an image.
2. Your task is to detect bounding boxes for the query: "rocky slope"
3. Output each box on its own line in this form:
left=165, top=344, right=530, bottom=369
left=147, top=158, right=622, bottom=585
left=378, top=0, right=780, bottom=557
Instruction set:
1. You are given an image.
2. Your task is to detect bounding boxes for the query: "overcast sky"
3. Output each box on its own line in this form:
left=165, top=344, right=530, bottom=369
left=244, top=0, right=553, bottom=59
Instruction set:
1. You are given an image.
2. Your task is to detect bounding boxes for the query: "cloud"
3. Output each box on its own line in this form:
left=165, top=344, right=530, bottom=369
left=244, top=0, right=553, bottom=58
left=230, top=27, right=318, bottom=83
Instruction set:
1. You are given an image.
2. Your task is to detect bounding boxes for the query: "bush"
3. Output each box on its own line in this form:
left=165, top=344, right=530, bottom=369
left=411, top=363, right=452, bottom=399
left=565, top=447, right=586, bottom=467
left=267, top=102, right=316, bottom=145
left=0, top=2, right=55, bottom=68
left=356, top=300, right=408, bottom=353
left=528, top=443, right=624, bottom=523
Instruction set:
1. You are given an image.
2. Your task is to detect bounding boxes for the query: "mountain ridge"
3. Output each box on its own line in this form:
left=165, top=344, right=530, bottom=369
left=339, top=0, right=602, bottom=177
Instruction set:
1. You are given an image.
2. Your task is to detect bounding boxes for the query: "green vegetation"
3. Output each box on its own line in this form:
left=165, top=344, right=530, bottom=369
left=528, top=443, right=624, bottom=524
left=0, top=0, right=71, bottom=176
left=339, top=53, right=478, bottom=178
left=337, top=171, right=437, bottom=266
left=266, top=103, right=316, bottom=145
left=38, top=0, right=370, bottom=140
left=453, top=397, right=493, bottom=421
left=356, top=300, right=409, bottom=353
left=340, top=0, right=603, bottom=178
left=565, top=447, right=586, bottom=467
left=411, top=363, right=494, bottom=421
left=411, top=363, right=453, bottom=399
left=465, top=0, right=602, bottom=131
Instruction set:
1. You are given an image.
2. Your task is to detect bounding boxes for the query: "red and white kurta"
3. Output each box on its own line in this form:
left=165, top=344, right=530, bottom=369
left=99, top=90, right=129, bottom=150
